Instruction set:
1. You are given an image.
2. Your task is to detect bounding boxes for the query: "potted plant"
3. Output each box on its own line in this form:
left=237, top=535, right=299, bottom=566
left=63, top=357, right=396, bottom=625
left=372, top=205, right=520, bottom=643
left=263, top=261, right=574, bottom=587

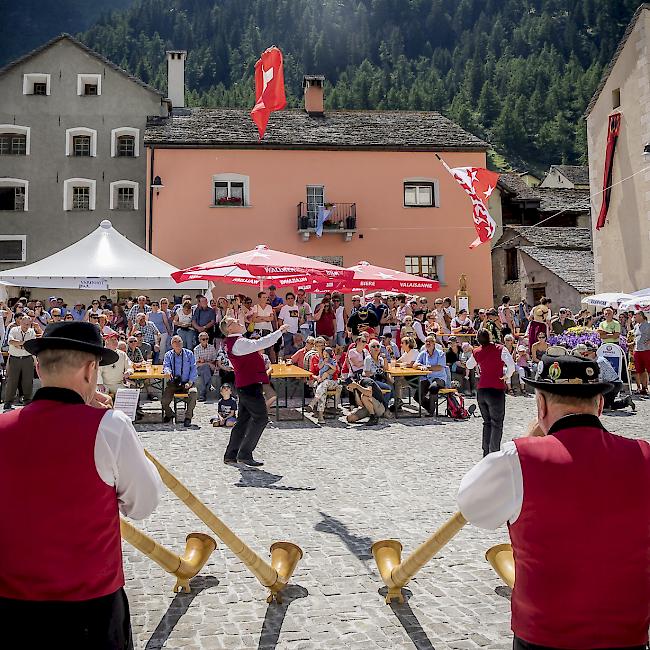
left=345, top=214, right=356, bottom=230
left=217, top=196, right=243, bottom=206
left=299, top=214, right=309, bottom=230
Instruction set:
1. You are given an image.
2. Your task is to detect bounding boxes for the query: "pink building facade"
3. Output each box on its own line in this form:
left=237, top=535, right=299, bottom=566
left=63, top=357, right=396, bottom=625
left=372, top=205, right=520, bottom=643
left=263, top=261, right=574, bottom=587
left=145, top=84, right=493, bottom=307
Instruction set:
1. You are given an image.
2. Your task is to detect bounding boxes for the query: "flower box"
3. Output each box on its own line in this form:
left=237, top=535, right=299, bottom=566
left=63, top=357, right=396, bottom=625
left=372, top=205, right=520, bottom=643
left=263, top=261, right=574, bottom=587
left=216, top=196, right=243, bottom=206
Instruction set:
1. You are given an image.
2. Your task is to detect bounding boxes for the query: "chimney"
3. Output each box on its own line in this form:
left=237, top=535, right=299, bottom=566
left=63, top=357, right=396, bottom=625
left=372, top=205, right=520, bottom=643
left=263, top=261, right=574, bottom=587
left=166, top=50, right=187, bottom=108
left=303, top=75, right=325, bottom=116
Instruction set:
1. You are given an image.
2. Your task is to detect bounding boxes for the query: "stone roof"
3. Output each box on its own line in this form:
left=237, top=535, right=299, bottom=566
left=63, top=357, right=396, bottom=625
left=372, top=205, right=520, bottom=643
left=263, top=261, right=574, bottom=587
left=498, top=173, right=590, bottom=213
left=520, top=246, right=595, bottom=294
left=585, top=4, right=650, bottom=116
left=506, top=226, right=592, bottom=249
left=145, top=108, right=488, bottom=150
left=0, top=33, right=164, bottom=97
left=552, top=165, right=589, bottom=185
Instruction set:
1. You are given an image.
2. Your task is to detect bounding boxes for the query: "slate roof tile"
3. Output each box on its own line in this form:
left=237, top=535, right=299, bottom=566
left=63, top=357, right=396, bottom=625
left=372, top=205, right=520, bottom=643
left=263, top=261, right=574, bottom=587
left=520, top=246, right=594, bottom=293
left=506, top=226, right=592, bottom=249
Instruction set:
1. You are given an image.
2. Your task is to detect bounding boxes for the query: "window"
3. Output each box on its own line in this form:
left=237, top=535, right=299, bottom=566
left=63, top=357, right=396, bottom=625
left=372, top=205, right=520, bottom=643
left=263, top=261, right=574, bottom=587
left=405, top=255, right=443, bottom=282
left=73, top=135, right=91, bottom=157
left=506, top=248, right=519, bottom=281
left=109, top=181, right=139, bottom=210
left=117, top=135, right=135, bottom=157
left=65, top=128, right=97, bottom=157
left=612, top=88, right=621, bottom=109
left=212, top=174, right=249, bottom=207
left=404, top=180, right=438, bottom=207
left=0, top=236, right=26, bottom=262
left=77, top=74, right=102, bottom=96
left=63, top=178, right=96, bottom=211
left=0, top=126, right=30, bottom=155
left=23, top=73, right=50, bottom=95
left=0, top=179, right=28, bottom=211
left=306, top=185, right=325, bottom=220
left=111, top=127, right=139, bottom=158
left=0, top=134, right=26, bottom=155
left=72, top=187, right=90, bottom=210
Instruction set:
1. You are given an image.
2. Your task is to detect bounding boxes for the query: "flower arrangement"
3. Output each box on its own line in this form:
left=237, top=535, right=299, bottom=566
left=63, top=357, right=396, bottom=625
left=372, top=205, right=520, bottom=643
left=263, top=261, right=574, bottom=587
left=216, top=196, right=243, bottom=206
left=548, top=327, right=628, bottom=352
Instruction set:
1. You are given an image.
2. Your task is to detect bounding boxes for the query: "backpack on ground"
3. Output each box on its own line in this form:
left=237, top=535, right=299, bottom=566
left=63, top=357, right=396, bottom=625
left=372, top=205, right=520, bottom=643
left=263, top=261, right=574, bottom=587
left=446, top=392, right=475, bottom=420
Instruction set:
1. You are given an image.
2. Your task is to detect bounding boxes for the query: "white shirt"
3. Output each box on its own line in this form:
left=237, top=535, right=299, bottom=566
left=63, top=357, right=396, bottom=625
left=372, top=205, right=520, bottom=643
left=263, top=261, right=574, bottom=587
left=8, top=326, right=36, bottom=357
left=278, top=304, right=300, bottom=334
left=94, top=408, right=163, bottom=519
left=335, top=305, right=346, bottom=332
left=229, top=329, right=283, bottom=356
left=466, top=345, right=516, bottom=379
left=251, top=304, right=273, bottom=331
left=397, top=348, right=418, bottom=366
left=97, top=349, right=133, bottom=387
left=457, top=441, right=523, bottom=529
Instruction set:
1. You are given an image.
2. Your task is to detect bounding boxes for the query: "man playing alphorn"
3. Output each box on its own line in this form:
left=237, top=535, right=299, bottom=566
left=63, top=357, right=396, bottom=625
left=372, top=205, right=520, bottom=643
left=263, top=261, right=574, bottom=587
left=458, top=353, right=650, bottom=650
left=0, top=321, right=162, bottom=649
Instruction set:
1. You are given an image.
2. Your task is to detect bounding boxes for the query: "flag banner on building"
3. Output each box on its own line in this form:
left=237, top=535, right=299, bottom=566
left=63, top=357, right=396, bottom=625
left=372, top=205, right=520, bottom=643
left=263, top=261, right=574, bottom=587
left=596, top=112, right=622, bottom=230
left=250, top=46, right=286, bottom=140
left=438, top=156, right=500, bottom=249
left=315, top=205, right=332, bottom=237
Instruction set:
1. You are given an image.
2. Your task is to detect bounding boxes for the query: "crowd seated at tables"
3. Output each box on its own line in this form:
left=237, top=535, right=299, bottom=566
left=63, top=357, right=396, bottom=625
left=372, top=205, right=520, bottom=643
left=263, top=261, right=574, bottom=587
left=0, top=290, right=643, bottom=422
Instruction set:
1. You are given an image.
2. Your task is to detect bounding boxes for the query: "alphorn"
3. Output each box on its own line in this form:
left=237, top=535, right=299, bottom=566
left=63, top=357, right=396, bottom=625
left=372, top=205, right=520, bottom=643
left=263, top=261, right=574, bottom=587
left=145, top=450, right=303, bottom=603
left=485, top=543, right=515, bottom=588
left=372, top=511, right=467, bottom=603
left=120, top=518, right=217, bottom=593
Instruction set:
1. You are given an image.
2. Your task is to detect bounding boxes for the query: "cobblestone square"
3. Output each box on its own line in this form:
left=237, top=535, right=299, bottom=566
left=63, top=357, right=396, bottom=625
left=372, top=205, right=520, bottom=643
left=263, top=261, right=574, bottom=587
left=127, top=394, right=649, bottom=649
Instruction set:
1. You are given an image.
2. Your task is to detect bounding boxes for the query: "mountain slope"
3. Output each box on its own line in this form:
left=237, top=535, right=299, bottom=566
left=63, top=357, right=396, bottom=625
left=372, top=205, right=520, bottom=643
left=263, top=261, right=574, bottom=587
left=78, top=0, right=640, bottom=171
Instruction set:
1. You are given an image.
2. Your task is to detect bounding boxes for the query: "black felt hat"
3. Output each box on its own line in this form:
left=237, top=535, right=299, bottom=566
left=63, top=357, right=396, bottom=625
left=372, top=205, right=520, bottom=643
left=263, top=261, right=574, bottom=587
left=24, top=321, right=119, bottom=366
left=523, top=354, right=612, bottom=397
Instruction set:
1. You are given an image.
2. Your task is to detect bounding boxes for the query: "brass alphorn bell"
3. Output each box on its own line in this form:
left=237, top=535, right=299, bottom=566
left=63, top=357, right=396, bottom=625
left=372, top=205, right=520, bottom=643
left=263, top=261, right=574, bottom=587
left=120, top=518, right=216, bottom=593
left=145, top=450, right=303, bottom=604
left=485, top=543, right=515, bottom=588
left=372, top=512, right=467, bottom=603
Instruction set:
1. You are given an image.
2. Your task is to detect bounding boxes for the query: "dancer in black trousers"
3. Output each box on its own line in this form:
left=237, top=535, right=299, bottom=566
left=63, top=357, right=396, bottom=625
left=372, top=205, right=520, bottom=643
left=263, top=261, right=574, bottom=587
left=221, top=317, right=289, bottom=467
left=466, top=329, right=515, bottom=456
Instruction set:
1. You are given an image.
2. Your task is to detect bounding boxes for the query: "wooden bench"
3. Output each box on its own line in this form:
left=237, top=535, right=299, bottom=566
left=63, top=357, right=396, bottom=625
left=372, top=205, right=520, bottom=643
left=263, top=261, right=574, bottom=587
left=173, top=393, right=189, bottom=423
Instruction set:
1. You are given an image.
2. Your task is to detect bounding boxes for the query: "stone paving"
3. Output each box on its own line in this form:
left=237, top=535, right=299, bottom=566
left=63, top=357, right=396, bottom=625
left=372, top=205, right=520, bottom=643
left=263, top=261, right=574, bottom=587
left=126, top=392, right=649, bottom=649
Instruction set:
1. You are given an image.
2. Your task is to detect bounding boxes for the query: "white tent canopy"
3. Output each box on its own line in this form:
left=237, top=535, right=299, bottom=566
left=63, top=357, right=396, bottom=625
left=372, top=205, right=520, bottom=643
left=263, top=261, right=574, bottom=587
left=0, top=220, right=206, bottom=290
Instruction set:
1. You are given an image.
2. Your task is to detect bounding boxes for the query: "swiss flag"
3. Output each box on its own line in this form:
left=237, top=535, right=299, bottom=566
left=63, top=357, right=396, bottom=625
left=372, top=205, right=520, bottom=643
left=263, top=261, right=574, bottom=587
left=250, top=46, right=286, bottom=140
left=444, top=164, right=500, bottom=249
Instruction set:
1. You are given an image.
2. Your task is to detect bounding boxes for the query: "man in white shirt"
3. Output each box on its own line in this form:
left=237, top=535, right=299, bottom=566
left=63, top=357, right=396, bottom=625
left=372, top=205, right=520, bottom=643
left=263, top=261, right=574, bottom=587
left=4, top=313, right=37, bottom=410
left=1, top=321, right=161, bottom=648
left=278, top=292, right=300, bottom=357
left=333, top=293, right=348, bottom=346
left=97, top=333, right=133, bottom=397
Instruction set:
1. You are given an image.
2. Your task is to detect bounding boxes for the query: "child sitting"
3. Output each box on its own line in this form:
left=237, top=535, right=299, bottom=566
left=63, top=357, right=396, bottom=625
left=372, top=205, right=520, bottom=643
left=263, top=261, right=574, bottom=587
left=317, top=347, right=337, bottom=382
left=400, top=315, right=416, bottom=340
left=211, top=383, right=238, bottom=427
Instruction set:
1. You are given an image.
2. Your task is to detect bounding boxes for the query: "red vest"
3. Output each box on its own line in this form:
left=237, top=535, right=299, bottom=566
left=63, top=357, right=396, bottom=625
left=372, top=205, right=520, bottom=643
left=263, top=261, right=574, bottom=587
left=474, top=344, right=507, bottom=390
left=0, top=399, right=124, bottom=601
left=224, top=335, right=269, bottom=388
left=510, top=418, right=650, bottom=647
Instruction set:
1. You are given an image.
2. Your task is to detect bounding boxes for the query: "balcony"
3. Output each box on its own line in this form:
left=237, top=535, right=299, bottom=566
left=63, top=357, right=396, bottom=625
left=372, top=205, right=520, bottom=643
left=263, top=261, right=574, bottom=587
left=297, top=202, right=357, bottom=241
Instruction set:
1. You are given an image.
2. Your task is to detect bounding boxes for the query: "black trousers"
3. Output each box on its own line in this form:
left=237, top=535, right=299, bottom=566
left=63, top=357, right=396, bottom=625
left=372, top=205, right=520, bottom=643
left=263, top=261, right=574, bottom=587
left=604, top=380, right=629, bottom=410
left=0, top=587, right=132, bottom=650
left=224, top=383, right=268, bottom=461
left=477, top=388, right=506, bottom=456
left=416, top=378, right=446, bottom=413
left=514, top=636, right=647, bottom=650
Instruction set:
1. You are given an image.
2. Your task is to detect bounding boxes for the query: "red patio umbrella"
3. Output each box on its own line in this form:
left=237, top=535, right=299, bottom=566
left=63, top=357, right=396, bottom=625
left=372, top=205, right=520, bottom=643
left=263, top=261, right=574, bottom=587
left=171, top=244, right=354, bottom=289
left=307, top=260, right=439, bottom=294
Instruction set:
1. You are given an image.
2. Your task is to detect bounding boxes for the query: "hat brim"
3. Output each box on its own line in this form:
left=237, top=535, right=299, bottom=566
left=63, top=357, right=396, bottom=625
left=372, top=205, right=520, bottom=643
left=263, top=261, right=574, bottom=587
left=24, top=337, right=119, bottom=366
left=522, top=377, right=613, bottom=397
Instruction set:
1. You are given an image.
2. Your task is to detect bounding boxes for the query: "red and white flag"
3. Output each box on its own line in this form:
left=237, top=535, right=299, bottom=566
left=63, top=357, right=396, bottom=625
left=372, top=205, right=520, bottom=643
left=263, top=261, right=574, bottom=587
left=439, top=158, right=500, bottom=249
left=250, top=46, right=286, bottom=140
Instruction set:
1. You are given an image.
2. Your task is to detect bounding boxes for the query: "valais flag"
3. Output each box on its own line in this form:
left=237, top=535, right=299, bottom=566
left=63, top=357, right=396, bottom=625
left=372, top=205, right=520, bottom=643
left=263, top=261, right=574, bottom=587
left=250, top=46, right=286, bottom=140
left=440, top=160, right=500, bottom=249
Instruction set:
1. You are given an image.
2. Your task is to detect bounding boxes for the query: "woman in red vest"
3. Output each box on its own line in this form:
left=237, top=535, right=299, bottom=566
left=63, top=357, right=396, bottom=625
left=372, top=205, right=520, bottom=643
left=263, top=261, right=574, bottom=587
left=466, top=328, right=515, bottom=457
left=458, top=354, right=650, bottom=650
left=0, top=321, right=162, bottom=649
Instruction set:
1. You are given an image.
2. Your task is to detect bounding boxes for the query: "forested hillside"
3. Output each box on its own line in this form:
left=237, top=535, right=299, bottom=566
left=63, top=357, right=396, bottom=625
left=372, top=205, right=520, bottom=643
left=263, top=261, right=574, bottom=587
left=0, top=0, right=133, bottom=65
left=79, top=0, right=639, bottom=171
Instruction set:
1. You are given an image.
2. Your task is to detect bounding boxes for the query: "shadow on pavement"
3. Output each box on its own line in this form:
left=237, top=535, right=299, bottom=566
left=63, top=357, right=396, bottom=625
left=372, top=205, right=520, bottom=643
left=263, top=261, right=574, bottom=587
left=235, top=466, right=316, bottom=491
left=145, top=575, right=219, bottom=649
left=315, top=511, right=374, bottom=561
left=379, top=587, right=436, bottom=650
left=257, top=584, right=309, bottom=650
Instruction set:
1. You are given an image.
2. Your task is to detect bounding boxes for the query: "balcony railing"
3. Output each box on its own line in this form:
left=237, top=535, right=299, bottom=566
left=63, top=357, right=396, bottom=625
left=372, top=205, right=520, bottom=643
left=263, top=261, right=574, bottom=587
left=297, top=202, right=357, bottom=241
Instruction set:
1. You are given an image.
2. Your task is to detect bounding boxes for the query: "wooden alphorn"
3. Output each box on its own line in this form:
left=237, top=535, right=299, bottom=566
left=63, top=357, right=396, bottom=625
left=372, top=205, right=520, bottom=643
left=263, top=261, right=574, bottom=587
left=372, top=512, right=468, bottom=603
left=145, top=450, right=303, bottom=603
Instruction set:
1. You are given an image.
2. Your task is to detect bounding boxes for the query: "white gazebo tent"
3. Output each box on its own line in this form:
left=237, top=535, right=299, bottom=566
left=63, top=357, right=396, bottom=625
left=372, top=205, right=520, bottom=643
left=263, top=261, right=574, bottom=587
left=0, top=220, right=207, bottom=290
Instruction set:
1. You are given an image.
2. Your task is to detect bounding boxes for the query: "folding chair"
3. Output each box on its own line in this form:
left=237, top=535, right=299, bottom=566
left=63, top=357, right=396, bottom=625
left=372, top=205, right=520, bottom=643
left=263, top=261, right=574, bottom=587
left=597, top=343, right=634, bottom=402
